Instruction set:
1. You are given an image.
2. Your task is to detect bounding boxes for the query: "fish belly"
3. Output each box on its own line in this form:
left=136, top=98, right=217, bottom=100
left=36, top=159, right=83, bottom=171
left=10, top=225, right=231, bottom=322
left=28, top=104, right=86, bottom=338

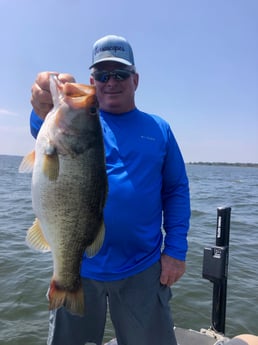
left=33, top=151, right=105, bottom=285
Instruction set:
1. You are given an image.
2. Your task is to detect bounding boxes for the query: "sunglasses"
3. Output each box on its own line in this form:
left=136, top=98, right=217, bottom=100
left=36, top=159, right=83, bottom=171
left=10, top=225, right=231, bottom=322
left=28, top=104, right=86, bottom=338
left=92, top=69, right=134, bottom=83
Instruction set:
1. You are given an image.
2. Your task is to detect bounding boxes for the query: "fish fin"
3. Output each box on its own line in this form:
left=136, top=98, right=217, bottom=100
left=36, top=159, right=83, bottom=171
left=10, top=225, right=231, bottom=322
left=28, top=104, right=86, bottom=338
left=19, top=151, right=35, bottom=173
left=26, top=218, right=51, bottom=252
left=47, top=279, right=84, bottom=316
left=42, top=152, right=59, bottom=181
left=85, top=222, right=105, bottom=258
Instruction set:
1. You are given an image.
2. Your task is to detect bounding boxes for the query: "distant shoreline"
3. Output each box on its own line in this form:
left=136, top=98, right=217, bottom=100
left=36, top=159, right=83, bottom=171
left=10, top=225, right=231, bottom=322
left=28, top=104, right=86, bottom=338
left=187, top=162, right=258, bottom=168
left=1, top=154, right=257, bottom=168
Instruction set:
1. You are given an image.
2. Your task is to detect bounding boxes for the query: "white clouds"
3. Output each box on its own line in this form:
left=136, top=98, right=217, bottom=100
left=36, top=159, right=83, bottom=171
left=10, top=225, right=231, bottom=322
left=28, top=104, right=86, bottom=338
left=0, top=108, right=18, bottom=116
left=0, top=125, right=35, bottom=156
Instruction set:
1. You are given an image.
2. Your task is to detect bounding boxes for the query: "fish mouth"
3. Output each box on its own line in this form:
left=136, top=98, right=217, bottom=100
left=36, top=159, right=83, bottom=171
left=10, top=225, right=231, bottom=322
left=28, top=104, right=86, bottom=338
left=62, top=83, right=98, bottom=110
left=64, top=94, right=98, bottom=110
left=64, top=83, right=96, bottom=97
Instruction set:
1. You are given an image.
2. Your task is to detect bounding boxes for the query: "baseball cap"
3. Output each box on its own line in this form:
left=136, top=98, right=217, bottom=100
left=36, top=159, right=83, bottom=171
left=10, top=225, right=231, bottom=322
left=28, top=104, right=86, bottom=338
left=89, top=35, right=135, bottom=69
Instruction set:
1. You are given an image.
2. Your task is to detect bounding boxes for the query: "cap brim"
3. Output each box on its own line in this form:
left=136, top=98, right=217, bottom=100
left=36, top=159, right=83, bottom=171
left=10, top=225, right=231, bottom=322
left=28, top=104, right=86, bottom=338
left=89, top=57, right=132, bottom=69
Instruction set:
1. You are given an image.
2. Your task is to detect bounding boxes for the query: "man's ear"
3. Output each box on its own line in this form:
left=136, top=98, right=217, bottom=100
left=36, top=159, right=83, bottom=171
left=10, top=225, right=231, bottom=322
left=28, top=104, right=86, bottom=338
left=133, top=73, right=139, bottom=91
left=90, top=76, right=95, bottom=85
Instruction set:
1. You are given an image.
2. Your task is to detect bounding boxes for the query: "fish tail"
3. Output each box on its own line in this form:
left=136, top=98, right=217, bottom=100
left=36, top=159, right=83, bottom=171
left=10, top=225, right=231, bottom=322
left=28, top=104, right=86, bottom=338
left=48, top=279, right=84, bottom=316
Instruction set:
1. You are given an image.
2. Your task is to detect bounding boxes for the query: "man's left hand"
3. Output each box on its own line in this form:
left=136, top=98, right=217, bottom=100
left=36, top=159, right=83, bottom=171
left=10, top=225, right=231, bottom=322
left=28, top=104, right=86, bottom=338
left=160, top=254, right=186, bottom=286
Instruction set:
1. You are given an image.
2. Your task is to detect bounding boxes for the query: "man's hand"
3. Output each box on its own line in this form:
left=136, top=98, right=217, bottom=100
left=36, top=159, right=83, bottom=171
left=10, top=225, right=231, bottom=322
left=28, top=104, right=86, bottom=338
left=160, top=254, right=186, bottom=286
left=31, top=71, right=76, bottom=119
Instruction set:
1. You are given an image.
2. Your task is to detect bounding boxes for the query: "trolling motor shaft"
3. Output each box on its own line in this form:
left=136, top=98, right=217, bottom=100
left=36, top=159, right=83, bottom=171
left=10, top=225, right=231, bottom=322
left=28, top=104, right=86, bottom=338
left=202, top=207, right=231, bottom=335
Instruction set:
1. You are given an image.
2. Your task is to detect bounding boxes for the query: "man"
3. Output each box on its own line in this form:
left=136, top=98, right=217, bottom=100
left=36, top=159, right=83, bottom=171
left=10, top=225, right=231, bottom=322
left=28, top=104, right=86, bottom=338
left=30, top=34, right=191, bottom=345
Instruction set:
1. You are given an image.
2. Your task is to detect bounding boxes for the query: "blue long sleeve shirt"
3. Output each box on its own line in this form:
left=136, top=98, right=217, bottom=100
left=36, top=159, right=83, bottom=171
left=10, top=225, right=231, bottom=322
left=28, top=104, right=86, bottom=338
left=30, top=108, right=190, bottom=281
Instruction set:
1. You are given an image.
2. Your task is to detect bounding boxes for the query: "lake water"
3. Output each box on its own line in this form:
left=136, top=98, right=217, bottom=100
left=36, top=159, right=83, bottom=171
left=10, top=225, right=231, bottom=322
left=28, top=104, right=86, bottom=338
left=0, top=155, right=257, bottom=344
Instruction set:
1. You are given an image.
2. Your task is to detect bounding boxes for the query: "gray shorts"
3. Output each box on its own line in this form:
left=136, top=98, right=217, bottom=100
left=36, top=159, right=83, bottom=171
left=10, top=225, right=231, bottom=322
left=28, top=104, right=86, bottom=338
left=47, top=261, right=177, bottom=345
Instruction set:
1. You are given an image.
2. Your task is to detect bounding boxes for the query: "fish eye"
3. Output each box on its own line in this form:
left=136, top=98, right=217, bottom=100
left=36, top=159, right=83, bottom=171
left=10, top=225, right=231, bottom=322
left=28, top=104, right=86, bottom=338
left=89, top=107, right=97, bottom=115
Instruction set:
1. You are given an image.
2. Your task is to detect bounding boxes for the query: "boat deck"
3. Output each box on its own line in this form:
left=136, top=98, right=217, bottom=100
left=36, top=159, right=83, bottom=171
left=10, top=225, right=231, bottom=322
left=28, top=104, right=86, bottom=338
left=102, top=327, right=230, bottom=345
left=175, top=327, right=229, bottom=345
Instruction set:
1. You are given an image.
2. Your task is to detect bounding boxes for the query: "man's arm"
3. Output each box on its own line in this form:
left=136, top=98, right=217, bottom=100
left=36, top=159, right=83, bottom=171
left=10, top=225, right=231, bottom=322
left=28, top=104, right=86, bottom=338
left=161, top=126, right=191, bottom=286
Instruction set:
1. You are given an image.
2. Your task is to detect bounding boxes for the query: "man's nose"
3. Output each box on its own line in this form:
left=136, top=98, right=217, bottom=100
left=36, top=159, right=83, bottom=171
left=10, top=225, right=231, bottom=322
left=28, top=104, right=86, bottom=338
left=106, top=76, right=119, bottom=85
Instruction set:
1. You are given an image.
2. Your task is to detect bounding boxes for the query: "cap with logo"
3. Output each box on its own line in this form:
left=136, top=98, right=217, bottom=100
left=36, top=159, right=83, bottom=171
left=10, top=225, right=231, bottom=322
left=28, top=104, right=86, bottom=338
left=89, top=35, right=135, bottom=69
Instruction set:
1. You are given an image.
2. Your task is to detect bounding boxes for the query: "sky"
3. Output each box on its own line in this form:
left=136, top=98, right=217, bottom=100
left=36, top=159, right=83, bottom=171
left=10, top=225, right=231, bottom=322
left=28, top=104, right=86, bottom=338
left=0, top=0, right=257, bottom=163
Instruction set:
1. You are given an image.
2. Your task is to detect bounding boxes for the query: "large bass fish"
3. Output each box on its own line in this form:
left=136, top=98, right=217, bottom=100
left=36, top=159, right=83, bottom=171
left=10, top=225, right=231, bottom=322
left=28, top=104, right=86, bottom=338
left=19, top=75, right=107, bottom=315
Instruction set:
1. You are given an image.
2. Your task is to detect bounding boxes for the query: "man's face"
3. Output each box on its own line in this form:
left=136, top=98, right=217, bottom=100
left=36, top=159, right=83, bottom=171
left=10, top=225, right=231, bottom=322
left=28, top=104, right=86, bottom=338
left=90, top=62, right=139, bottom=114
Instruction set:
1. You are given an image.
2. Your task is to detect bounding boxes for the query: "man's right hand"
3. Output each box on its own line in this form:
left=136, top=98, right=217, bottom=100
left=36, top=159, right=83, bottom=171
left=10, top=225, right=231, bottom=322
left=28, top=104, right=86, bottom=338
left=31, top=71, right=76, bottom=120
